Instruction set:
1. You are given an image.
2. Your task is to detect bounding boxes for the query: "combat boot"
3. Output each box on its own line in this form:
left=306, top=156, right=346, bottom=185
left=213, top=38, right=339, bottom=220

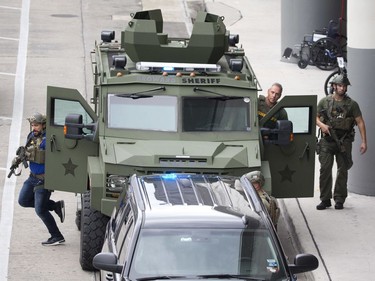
left=335, top=202, right=344, bottom=210
left=316, top=200, right=332, bottom=210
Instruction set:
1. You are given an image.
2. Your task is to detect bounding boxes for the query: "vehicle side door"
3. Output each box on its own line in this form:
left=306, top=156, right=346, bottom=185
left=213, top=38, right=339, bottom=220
left=45, top=86, right=98, bottom=193
left=260, top=95, right=317, bottom=198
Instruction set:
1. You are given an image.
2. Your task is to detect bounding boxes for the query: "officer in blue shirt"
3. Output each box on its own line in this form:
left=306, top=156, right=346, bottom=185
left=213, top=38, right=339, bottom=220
left=17, top=112, right=65, bottom=246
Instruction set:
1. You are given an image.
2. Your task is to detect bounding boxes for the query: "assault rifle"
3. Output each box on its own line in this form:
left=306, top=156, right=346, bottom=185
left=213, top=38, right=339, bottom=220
left=319, top=109, right=353, bottom=169
left=8, top=146, right=29, bottom=178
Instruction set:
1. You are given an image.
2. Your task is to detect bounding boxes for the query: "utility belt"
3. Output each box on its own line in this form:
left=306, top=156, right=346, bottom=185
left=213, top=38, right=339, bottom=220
left=322, top=134, right=338, bottom=143
left=30, top=173, right=45, bottom=180
left=322, top=129, right=354, bottom=142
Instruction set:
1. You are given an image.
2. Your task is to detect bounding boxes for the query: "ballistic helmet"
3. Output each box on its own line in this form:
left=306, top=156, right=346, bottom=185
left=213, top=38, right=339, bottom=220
left=245, top=171, right=265, bottom=186
left=331, top=74, right=351, bottom=86
left=27, top=112, right=46, bottom=124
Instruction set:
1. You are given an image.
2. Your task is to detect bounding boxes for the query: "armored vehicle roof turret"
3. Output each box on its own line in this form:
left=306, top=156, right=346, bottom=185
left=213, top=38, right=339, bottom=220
left=122, top=9, right=229, bottom=64
left=97, top=9, right=256, bottom=89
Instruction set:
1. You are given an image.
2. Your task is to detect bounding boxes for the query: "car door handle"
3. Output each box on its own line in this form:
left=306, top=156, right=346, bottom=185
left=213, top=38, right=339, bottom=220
left=50, top=134, right=60, bottom=152
left=299, top=142, right=309, bottom=159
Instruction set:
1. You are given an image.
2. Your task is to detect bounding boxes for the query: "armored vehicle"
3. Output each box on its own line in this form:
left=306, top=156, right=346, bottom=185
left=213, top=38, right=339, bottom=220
left=45, top=9, right=317, bottom=270
left=93, top=174, right=318, bottom=280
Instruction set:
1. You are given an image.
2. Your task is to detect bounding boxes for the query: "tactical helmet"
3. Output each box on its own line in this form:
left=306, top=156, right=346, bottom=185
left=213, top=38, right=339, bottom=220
left=331, top=74, right=351, bottom=86
left=27, top=112, right=46, bottom=124
left=245, top=171, right=265, bottom=186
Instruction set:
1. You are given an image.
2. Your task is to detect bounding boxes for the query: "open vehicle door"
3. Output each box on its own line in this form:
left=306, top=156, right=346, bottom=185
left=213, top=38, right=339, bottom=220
left=260, top=95, right=317, bottom=198
left=45, top=86, right=98, bottom=193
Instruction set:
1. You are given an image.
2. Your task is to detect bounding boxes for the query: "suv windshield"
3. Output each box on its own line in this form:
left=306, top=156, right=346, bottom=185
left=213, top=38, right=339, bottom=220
left=129, top=228, right=287, bottom=281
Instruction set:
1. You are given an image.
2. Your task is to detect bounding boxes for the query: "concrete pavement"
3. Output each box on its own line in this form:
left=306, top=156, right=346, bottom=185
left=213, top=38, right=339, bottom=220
left=283, top=191, right=375, bottom=280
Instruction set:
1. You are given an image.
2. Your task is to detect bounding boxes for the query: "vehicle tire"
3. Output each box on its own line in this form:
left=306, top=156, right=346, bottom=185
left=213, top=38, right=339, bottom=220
left=297, top=59, right=308, bottom=69
left=79, top=191, right=110, bottom=271
left=312, top=38, right=341, bottom=71
left=324, top=70, right=340, bottom=96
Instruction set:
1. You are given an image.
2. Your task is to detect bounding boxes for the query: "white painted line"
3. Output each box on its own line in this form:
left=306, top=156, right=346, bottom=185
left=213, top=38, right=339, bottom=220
left=0, top=0, right=29, bottom=280
left=0, top=37, right=19, bottom=41
left=0, top=6, right=21, bottom=10
left=0, top=72, right=16, bottom=76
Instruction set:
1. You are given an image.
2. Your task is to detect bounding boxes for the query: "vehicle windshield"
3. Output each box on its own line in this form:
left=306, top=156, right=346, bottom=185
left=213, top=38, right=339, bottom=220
left=107, top=94, right=251, bottom=132
left=107, top=94, right=178, bottom=131
left=183, top=97, right=251, bottom=132
left=129, top=228, right=288, bottom=281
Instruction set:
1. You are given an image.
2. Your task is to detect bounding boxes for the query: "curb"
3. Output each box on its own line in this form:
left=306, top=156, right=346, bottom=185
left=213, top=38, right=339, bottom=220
left=280, top=198, right=328, bottom=280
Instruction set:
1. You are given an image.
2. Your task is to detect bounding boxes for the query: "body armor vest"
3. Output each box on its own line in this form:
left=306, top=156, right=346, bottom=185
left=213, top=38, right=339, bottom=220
left=26, top=135, right=45, bottom=164
left=321, top=95, right=355, bottom=138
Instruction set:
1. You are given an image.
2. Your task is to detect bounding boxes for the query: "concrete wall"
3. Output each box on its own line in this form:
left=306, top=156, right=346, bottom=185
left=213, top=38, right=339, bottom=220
left=281, top=0, right=342, bottom=63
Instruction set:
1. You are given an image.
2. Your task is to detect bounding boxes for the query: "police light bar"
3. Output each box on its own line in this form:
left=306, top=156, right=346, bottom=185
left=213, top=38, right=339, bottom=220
left=136, top=62, right=221, bottom=73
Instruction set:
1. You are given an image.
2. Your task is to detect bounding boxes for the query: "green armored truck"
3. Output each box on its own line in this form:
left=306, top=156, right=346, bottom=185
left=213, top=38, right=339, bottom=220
left=44, top=10, right=317, bottom=270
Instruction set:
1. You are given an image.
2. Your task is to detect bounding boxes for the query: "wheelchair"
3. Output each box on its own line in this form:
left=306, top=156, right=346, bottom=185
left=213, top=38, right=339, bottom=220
left=286, top=20, right=346, bottom=71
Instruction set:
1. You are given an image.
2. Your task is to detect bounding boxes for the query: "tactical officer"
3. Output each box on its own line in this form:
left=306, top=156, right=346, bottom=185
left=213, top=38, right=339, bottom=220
left=245, top=171, right=280, bottom=228
left=316, top=75, right=367, bottom=210
left=258, top=82, right=288, bottom=128
left=17, top=112, right=66, bottom=245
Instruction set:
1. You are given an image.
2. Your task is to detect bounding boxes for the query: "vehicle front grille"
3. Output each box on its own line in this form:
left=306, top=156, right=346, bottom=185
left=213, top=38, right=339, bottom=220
left=159, top=158, right=208, bottom=166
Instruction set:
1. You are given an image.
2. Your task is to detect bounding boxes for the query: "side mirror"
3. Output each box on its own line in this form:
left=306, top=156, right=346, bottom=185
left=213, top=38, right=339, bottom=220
left=64, top=114, right=97, bottom=141
left=289, top=253, right=319, bottom=275
left=64, top=114, right=83, bottom=139
left=93, top=252, right=124, bottom=273
left=261, top=120, right=293, bottom=145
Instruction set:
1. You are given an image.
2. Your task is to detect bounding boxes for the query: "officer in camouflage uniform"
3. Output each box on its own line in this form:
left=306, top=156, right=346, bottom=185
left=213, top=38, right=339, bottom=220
left=316, top=75, right=367, bottom=210
left=17, top=113, right=66, bottom=245
left=246, top=171, right=280, bottom=228
left=258, top=82, right=288, bottom=128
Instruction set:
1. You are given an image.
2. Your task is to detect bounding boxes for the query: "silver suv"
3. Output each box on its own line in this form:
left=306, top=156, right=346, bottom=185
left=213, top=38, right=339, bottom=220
left=93, top=174, right=318, bottom=281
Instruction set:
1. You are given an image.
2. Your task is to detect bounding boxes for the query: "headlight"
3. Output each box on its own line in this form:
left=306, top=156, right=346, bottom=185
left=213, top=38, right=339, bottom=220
left=106, top=175, right=127, bottom=192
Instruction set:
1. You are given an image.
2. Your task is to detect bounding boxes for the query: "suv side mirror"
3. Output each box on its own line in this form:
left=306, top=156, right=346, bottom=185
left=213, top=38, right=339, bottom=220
left=289, top=253, right=319, bottom=274
left=64, top=114, right=97, bottom=141
left=260, top=120, right=293, bottom=145
left=93, top=252, right=124, bottom=273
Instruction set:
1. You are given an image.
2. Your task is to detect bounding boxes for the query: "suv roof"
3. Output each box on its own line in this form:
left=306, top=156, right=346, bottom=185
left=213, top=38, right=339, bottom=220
left=131, top=174, right=268, bottom=229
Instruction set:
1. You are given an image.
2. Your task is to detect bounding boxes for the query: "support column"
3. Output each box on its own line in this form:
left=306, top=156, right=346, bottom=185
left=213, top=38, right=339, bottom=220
left=347, top=0, right=375, bottom=195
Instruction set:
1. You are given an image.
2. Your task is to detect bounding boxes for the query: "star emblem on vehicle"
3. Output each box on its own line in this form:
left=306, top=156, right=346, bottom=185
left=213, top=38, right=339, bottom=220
left=62, top=158, right=78, bottom=176
left=278, top=164, right=296, bottom=183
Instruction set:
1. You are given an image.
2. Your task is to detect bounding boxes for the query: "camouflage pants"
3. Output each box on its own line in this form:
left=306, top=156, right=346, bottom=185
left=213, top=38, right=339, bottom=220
left=318, top=138, right=352, bottom=204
